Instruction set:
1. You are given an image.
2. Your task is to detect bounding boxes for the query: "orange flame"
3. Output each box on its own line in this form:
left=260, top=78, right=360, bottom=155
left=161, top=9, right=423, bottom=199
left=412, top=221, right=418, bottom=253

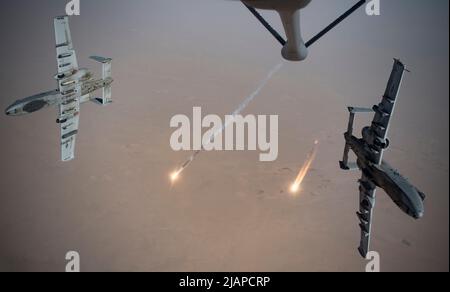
left=170, top=169, right=183, bottom=184
left=290, top=140, right=319, bottom=194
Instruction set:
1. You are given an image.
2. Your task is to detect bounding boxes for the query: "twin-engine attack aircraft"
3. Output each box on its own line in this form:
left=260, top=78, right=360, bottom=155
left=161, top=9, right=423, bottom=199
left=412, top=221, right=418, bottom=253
left=241, top=0, right=367, bottom=61
left=339, top=59, right=426, bottom=258
left=5, top=16, right=113, bottom=162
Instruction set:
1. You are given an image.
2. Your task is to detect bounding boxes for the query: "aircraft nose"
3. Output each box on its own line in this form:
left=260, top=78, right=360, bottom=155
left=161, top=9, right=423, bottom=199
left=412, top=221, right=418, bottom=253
left=5, top=105, right=16, bottom=116
left=414, top=211, right=424, bottom=220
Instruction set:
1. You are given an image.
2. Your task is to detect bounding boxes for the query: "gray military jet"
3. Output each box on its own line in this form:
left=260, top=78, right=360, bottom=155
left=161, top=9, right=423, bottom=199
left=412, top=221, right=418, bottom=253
left=5, top=16, right=113, bottom=162
left=241, top=0, right=367, bottom=61
left=340, top=59, right=426, bottom=258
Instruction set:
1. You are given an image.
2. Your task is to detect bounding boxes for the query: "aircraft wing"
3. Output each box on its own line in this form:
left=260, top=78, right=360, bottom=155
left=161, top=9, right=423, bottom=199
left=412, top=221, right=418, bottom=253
left=368, top=59, right=406, bottom=164
left=357, top=173, right=377, bottom=258
left=54, top=16, right=78, bottom=76
left=59, top=92, right=80, bottom=162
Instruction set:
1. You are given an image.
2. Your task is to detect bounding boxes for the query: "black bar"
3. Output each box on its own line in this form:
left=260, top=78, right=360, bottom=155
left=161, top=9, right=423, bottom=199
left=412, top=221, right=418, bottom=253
left=305, top=0, right=367, bottom=48
left=243, top=4, right=287, bottom=46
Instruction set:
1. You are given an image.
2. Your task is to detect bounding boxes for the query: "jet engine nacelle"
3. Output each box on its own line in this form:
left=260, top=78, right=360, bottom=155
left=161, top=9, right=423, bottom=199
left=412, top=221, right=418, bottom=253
left=362, top=126, right=390, bottom=150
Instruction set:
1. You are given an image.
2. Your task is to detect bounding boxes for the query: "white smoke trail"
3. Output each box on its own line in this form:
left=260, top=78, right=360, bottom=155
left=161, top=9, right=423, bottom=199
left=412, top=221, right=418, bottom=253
left=211, top=61, right=284, bottom=142
left=232, top=62, right=284, bottom=117
left=171, top=62, right=285, bottom=182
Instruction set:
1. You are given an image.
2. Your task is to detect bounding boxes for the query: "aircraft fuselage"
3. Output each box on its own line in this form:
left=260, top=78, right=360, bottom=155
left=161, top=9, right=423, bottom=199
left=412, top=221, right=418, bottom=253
left=345, top=132, right=425, bottom=219
left=5, top=69, right=113, bottom=117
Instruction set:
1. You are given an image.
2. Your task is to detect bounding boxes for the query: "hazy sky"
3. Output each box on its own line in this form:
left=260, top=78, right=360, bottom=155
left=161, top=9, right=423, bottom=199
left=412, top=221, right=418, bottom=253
left=0, top=0, right=448, bottom=272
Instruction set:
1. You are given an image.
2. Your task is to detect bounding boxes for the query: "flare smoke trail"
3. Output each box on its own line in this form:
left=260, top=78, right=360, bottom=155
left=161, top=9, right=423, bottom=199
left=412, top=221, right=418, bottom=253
left=290, top=140, right=320, bottom=194
left=170, top=62, right=285, bottom=183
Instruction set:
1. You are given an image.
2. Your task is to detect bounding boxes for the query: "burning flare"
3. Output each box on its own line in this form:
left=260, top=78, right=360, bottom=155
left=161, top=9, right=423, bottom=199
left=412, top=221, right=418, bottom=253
left=170, top=170, right=181, bottom=183
left=290, top=140, right=319, bottom=194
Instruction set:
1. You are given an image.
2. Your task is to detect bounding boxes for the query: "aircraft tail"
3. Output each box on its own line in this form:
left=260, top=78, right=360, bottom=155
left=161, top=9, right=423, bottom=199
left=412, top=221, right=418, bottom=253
left=340, top=107, right=374, bottom=170
left=90, top=56, right=113, bottom=105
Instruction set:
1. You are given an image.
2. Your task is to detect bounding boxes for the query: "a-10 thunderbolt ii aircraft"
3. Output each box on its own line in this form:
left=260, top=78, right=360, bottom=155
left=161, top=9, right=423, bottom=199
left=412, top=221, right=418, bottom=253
left=5, top=16, right=113, bottom=162
left=241, top=0, right=368, bottom=61
left=339, top=59, right=426, bottom=258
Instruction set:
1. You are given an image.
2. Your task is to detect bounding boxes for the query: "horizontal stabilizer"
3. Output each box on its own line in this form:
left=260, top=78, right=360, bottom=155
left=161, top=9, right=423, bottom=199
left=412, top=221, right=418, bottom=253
left=348, top=107, right=374, bottom=114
